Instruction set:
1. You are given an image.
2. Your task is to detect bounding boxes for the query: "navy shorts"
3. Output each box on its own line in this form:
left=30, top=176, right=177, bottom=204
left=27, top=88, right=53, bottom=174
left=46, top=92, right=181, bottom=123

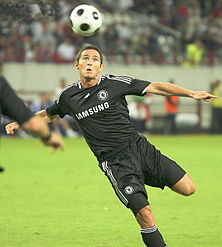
left=99, top=135, right=186, bottom=210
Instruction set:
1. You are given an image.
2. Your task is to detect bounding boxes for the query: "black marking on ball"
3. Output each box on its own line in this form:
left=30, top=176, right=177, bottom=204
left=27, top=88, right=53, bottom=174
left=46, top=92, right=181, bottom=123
left=77, top=8, right=84, bottom=16
left=80, top=23, right=90, bottom=31
left=93, top=11, right=99, bottom=20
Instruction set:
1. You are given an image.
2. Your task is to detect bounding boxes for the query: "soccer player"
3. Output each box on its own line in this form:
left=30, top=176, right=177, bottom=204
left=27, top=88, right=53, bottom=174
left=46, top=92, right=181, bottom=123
left=6, top=45, right=216, bottom=247
left=0, top=75, right=64, bottom=151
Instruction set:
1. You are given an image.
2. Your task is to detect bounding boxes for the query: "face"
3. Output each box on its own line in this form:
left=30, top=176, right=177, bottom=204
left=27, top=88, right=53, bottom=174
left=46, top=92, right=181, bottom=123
left=75, top=49, right=104, bottom=80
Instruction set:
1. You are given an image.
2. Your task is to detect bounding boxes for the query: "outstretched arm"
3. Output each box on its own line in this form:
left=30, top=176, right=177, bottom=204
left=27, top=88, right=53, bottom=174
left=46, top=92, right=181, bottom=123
left=35, top=109, right=56, bottom=124
left=23, top=115, right=64, bottom=152
left=1, top=76, right=63, bottom=151
left=146, top=82, right=217, bottom=102
left=5, top=110, right=56, bottom=134
left=5, top=111, right=63, bottom=152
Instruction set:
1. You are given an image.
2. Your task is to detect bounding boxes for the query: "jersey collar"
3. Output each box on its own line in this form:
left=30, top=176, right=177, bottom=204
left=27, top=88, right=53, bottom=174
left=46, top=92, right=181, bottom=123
left=79, top=76, right=102, bottom=89
left=97, top=75, right=102, bottom=85
left=78, top=81, right=81, bottom=89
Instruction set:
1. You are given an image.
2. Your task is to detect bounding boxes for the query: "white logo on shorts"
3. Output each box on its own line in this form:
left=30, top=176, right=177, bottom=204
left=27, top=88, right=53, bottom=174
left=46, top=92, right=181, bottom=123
left=124, top=186, right=134, bottom=194
left=97, top=90, right=108, bottom=100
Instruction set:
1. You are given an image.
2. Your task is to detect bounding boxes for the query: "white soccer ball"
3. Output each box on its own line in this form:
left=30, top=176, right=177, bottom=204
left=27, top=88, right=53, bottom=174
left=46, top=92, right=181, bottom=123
left=70, top=4, right=102, bottom=37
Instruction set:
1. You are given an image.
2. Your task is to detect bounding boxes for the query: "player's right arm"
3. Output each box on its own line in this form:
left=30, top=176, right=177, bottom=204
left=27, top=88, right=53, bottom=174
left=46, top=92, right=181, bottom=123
left=5, top=109, right=56, bottom=134
left=35, top=109, right=57, bottom=124
left=5, top=111, right=64, bottom=152
left=6, top=91, right=67, bottom=135
left=1, top=76, right=63, bottom=151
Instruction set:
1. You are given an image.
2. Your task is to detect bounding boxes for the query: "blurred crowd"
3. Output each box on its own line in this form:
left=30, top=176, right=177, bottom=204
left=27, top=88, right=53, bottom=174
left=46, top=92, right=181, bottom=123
left=0, top=0, right=222, bottom=65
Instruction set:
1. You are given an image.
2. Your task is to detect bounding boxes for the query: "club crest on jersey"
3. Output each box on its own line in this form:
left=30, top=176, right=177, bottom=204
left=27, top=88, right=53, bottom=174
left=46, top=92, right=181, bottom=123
left=97, top=90, right=108, bottom=100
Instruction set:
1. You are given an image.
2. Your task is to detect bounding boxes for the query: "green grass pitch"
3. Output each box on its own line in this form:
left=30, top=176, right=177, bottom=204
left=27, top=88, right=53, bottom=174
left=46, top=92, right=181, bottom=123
left=0, top=135, right=221, bottom=247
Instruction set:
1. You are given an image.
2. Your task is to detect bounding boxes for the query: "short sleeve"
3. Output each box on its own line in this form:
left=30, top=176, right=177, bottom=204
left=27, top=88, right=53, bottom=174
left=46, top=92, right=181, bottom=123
left=46, top=100, right=67, bottom=118
left=0, top=76, right=34, bottom=124
left=107, top=75, right=150, bottom=96
left=124, top=78, right=151, bottom=96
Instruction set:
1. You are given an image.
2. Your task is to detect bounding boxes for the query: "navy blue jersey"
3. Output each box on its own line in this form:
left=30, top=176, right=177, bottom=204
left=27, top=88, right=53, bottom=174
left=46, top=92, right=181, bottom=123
left=47, top=74, right=150, bottom=160
left=0, top=76, right=33, bottom=124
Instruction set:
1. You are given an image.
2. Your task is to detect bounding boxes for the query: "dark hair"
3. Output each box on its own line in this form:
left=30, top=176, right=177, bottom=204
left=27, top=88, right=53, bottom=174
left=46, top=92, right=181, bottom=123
left=75, top=45, right=103, bottom=64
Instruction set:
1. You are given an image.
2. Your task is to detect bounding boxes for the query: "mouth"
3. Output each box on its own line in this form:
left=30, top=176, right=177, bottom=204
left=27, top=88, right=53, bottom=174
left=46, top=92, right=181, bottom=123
left=86, top=68, right=92, bottom=72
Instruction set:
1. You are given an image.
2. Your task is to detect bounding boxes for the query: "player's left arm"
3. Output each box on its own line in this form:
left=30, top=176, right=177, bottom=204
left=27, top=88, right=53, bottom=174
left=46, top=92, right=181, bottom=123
left=146, top=82, right=217, bottom=102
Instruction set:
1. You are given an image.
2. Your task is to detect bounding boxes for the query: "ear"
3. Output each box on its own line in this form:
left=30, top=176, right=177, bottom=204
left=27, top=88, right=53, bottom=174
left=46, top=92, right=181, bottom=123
left=99, top=64, right=104, bottom=72
left=74, top=61, right=79, bottom=70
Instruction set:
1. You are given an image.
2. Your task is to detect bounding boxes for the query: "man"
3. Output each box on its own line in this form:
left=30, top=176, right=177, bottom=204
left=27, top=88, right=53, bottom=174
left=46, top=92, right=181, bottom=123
left=0, top=75, right=64, bottom=152
left=183, top=39, right=204, bottom=67
left=6, top=45, right=216, bottom=247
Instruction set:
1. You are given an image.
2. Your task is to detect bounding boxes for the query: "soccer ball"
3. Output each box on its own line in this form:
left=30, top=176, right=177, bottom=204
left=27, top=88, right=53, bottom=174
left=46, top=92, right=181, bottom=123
left=70, top=4, right=102, bottom=37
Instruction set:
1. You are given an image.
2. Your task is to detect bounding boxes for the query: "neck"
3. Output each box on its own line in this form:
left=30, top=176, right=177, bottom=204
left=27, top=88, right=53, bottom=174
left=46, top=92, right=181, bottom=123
left=81, top=75, right=100, bottom=88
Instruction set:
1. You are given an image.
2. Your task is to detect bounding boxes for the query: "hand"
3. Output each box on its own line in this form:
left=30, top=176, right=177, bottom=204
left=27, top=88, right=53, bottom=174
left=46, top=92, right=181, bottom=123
left=5, top=121, right=20, bottom=134
left=42, top=132, right=64, bottom=152
left=192, top=91, right=217, bottom=102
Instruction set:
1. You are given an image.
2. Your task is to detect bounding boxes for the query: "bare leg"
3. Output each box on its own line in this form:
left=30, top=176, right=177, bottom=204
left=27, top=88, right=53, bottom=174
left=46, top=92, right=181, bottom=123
left=136, top=206, right=166, bottom=246
left=134, top=173, right=195, bottom=246
left=136, top=205, right=155, bottom=228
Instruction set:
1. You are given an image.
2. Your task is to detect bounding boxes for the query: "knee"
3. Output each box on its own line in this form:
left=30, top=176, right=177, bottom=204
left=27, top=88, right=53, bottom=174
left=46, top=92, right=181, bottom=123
left=172, top=174, right=196, bottom=196
left=136, top=206, right=154, bottom=227
left=183, top=183, right=196, bottom=196
left=137, top=206, right=152, bottom=218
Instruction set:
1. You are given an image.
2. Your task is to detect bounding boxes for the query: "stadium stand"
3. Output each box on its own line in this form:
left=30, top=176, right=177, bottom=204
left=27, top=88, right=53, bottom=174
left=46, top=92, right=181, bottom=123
left=0, top=0, right=221, bottom=65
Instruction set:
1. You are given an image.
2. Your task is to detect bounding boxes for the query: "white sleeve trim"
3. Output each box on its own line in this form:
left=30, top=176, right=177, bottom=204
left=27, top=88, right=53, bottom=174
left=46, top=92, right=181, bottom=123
left=142, top=86, right=149, bottom=95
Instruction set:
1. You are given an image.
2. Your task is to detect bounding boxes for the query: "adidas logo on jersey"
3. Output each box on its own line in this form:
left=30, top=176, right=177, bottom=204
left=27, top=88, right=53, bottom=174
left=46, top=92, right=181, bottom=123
left=84, top=93, right=90, bottom=98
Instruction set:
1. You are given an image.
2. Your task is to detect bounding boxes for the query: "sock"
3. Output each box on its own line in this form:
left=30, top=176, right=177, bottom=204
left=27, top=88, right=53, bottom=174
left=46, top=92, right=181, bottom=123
left=141, top=225, right=167, bottom=247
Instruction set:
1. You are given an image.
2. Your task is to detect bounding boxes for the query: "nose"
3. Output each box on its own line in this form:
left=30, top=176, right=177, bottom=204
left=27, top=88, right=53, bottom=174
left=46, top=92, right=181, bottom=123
left=87, top=59, right=93, bottom=64
left=88, top=58, right=93, bottom=64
